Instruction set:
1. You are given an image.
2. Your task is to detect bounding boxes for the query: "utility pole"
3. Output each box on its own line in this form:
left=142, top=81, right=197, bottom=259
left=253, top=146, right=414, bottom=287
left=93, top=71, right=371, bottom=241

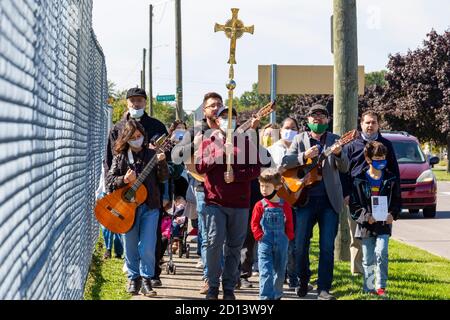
left=142, top=48, right=147, bottom=90
left=175, top=0, right=183, bottom=120
left=333, top=0, right=358, bottom=261
left=149, top=4, right=154, bottom=117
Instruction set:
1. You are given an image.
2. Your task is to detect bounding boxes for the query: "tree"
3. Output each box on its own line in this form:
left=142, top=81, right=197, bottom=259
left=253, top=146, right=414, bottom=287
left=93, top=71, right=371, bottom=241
left=365, top=71, right=387, bottom=87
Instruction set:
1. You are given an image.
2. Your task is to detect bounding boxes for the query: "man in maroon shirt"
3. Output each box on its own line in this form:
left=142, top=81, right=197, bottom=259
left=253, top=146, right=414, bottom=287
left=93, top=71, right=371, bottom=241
left=195, top=106, right=261, bottom=300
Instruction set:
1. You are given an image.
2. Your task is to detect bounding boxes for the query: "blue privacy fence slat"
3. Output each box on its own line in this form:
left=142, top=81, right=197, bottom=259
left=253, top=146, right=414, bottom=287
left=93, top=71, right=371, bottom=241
left=0, top=0, right=111, bottom=300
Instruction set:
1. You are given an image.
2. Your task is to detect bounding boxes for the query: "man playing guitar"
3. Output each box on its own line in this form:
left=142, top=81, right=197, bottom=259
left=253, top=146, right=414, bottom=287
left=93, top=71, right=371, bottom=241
left=280, top=104, right=349, bottom=300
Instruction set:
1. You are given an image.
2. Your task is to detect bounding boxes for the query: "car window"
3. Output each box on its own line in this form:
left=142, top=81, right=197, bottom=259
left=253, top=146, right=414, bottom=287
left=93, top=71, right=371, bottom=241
left=391, top=141, right=426, bottom=163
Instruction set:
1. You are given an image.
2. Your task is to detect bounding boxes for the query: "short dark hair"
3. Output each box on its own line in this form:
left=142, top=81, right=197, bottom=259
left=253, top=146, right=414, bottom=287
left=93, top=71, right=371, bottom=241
left=361, top=110, right=379, bottom=122
left=258, top=168, right=282, bottom=186
left=282, top=117, right=299, bottom=130
left=203, top=92, right=223, bottom=105
left=364, top=141, right=388, bottom=161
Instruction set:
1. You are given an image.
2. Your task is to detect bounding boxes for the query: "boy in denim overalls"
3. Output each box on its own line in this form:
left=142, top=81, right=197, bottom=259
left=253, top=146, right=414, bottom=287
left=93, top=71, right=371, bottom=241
left=251, top=169, right=295, bottom=300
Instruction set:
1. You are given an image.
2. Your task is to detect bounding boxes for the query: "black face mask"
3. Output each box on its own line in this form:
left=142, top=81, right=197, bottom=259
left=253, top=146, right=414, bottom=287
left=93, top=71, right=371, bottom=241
left=263, top=190, right=278, bottom=200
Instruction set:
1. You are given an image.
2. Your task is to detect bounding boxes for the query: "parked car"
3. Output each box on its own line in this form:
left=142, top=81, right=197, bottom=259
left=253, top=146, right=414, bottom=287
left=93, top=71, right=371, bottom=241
left=382, top=131, right=440, bottom=218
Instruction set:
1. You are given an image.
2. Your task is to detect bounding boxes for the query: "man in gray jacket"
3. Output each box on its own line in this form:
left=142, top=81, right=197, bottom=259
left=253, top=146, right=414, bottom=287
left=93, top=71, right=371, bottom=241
left=280, top=104, right=349, bottom=300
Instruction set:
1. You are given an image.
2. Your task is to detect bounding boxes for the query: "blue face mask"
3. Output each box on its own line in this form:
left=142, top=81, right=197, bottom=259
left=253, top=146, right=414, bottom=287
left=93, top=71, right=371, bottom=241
left=372, top=159, right=387, bottom=171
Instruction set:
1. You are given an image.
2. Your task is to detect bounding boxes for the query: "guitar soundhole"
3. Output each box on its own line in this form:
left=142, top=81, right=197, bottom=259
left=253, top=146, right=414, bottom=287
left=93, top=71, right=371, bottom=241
left=124, top=189, right=136, bottom=202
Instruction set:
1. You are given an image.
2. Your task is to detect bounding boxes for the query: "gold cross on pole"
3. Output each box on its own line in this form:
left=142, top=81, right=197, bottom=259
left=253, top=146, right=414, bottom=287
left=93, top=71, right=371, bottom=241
left=214, top=8, right=254, bottom=66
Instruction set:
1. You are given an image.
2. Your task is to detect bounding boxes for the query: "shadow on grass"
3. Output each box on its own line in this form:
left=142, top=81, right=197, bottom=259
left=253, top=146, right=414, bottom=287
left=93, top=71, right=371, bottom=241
left=84, top=240, right=106, bottom=300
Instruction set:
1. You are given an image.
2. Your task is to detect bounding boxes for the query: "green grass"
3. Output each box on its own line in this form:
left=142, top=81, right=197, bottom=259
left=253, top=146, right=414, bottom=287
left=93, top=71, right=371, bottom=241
left=84, top=233, right=131, bottom=300
left=433, top=168, right=450, bottom=181
left=308, top=228, right=450, bottom=300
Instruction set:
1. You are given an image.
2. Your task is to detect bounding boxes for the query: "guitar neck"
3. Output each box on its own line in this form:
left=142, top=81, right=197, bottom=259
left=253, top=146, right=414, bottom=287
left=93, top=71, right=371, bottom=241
left=130, top=155, right=158, bottom=191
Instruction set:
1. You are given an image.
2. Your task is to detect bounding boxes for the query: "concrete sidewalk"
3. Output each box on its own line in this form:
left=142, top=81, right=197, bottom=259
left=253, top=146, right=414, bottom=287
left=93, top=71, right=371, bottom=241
left=131, top=241, right=315, bottom=300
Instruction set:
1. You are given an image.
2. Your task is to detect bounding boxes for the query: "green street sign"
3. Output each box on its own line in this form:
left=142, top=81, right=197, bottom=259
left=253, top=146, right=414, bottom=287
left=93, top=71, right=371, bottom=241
left=156, top=94, right=176, bottom=102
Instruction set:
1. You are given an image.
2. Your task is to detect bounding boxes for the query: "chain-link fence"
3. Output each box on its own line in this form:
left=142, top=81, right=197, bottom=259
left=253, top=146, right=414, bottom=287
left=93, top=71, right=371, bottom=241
left=0, top=0, right=110, bottom=299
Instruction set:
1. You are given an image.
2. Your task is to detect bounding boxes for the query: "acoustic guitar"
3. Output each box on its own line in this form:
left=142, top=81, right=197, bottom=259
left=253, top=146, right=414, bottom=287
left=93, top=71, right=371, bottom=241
left=94, top=135, right=175, bottom=234
left=187, top=100, right=276, bottom=182
left=277, top=129, right=358, bottom=206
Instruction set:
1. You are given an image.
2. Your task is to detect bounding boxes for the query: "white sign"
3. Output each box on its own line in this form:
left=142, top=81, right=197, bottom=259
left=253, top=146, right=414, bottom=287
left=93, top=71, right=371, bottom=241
left=371, top=196, right=388, bottom=221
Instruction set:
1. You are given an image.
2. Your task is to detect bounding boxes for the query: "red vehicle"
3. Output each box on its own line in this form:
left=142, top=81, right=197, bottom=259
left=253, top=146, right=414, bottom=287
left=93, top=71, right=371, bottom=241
left=383, top=131, right=440, bottom=218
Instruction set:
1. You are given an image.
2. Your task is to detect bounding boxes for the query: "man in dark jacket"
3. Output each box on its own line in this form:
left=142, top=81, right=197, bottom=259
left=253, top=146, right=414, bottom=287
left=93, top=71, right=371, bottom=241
left=342, top=110, right=401, bottom=276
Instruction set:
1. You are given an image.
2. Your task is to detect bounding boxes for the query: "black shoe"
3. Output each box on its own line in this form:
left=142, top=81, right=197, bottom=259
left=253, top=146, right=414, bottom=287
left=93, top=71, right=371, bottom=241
left=296, top=283, right=314, bottom=297
left=151, top=279, right=162, bottom=287
left=115, top=254, right=123, bottom=259
left=103, top=250, right=112, bottom=260
left=141, top=278, right=157, bottom=297
left=206, top=287, right=219, bottom=300
left=223, top=289, right=236, bottom=300
left=240, top=278, right=253, bottom=288
left=127, top=277, right=142, bottom=295
left=235, top=279, right=241, bottom=290
left=318, top=290, right=336, bottom=300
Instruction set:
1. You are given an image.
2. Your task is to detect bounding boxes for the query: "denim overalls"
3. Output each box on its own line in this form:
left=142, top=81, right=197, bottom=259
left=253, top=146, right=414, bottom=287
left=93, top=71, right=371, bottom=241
left=258, top=199, right=289, bottom=300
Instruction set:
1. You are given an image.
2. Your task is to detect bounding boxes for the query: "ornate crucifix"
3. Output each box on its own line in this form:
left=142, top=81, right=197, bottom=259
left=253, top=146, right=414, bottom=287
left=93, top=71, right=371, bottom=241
left=214, top=8, right=254, bottom=182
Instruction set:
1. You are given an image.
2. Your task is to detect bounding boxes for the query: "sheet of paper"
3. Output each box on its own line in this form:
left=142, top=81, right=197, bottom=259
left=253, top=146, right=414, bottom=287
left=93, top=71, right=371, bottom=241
left=371, top=196, right=388, bottom=221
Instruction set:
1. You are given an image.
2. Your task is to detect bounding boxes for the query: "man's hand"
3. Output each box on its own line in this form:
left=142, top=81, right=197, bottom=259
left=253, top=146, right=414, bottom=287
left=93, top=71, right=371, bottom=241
left=331, top=144, right=342, bottom=157
left=344, top=195, right=350, bottom=206
left=304, top=145, right=320, bottom=160
left=386, top=213, right=394, bottom=225
left=368, top=215, right=376, bottom=225
left=124, top=169, right=137, bottom=184
left=157, top=153, right=166, bottom=162
left=250, top=116, right=261, bottom=130
left=149, top=143, right=157, bottom=150
left=224, top=170, right=234, bottom=184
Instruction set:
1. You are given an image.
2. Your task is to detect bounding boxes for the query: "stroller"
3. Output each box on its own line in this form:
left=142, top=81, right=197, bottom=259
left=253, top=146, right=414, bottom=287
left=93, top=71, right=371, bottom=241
left=165, top=196, right=190, bottom=275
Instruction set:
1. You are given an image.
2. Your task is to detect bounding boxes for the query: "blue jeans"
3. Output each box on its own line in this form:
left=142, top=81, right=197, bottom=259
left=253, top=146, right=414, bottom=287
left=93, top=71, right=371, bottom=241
left=196, top=190, right=208, bottom=279
left=295, top=196, right=339, bottom=292
left=102, top=227, right=124, bottom=256
left=362, top=234, right=389, bottom=292
left=258, top=203, right=289, bottom=300
left=123, top=205, right=159, bottom=280
left=204, top=205, right=248, bottom=291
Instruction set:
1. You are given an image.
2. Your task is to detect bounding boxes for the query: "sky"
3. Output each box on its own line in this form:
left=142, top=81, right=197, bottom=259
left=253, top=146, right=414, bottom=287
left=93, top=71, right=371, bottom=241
left=92, top=0, right=450, bottom=113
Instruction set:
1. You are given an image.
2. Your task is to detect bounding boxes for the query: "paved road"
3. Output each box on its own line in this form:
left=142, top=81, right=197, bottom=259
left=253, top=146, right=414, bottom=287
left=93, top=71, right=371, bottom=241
left=393, top=181, right=450, bottom=260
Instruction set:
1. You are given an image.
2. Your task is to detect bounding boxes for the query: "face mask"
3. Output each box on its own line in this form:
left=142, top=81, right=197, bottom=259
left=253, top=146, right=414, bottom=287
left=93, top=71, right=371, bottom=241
left=263, top=189, right=278, bottom=200
left=371, top=159, right=387, bottom=171
left=220, top=118, right=236, bottom=133
left=128, top=136, right=144, bottom=149
left=281, top=129, right=298, bottom=142
left=307, top=123, right=328, bottom=134
left=262, top=135, right=273, bottom=147
left=129, top=107, right=145, bottom=119
left=173, top=130, right=186, bottom=141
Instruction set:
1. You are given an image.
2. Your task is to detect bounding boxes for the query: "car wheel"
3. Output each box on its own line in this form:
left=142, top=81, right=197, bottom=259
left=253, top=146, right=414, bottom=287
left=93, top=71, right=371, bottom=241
left=423, top=206, right=436, bottom=218
left=409, top=209, right=420, bottom=214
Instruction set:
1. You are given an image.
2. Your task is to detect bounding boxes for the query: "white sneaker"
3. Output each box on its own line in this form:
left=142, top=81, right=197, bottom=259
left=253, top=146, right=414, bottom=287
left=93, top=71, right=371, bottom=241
left=122, top=262, right=128, bottom=274
left=195, top=259, right=204, bottom=269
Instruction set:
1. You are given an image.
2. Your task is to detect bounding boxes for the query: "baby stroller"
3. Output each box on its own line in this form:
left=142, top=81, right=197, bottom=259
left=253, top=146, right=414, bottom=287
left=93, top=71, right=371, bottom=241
left=165, top=196, right=190, bottom=275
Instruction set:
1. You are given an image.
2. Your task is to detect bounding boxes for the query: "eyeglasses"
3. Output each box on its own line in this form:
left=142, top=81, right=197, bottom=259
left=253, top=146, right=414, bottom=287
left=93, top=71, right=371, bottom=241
left=309, top=113, right=327, bottom=119
left=205, top=103, right=223, bottom=109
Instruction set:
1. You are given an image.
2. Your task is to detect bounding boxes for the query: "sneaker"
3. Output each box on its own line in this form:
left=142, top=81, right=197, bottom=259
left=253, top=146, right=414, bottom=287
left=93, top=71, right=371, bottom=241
left=223, top=289, right=236, bottom=300
left=103, top=249, right=112, bottom=260
left=206, top=287, right=219, bottom=300
left=296, top=283, right=314, bottom=297
left=115, top=254, right=123, bottom=259
left=288, top=283, right=299, bottom=291
left=240, top=278, right=253, bottom=288
left=376, top=288, right=387, bottom=297
left=195, top=259, right=204, bottom=269
left=127, top=277, right=142, bottom=295
left=317, top=290, right=336, bottom=300
left=141, top=278, right=157, bottom=297
left=199, top=280, right=209, bottom=294
left=151, top=279, right=162, bottom=287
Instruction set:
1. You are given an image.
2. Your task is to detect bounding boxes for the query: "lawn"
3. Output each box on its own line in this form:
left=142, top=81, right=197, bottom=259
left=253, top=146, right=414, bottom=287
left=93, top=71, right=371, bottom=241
left=84, top=228, right=450, bottom=300
left=84, top=233, right=131, bottom=300
left=433, top=168, right=450, bottom=181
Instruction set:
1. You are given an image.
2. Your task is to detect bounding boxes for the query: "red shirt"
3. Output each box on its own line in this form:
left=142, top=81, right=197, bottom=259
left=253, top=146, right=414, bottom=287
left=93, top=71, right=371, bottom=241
left=251, top=199, right=295, bottom=241
left=196, top=132, right=261, bottom=208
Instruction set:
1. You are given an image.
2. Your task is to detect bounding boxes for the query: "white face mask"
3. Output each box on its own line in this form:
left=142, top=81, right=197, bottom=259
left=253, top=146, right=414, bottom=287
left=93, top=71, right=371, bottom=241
left=128, top=136, right=144, bottom=148
left=129, top=107, right=145, bottom=119
left=281, top=129, right=298, bottom=142
left=220, top=118, right=236, bottom=133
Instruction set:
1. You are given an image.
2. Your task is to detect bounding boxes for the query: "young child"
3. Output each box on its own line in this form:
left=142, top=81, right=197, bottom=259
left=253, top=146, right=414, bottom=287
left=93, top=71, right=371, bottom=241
left=349, top=141, right=401, bottom=297
left=171, top=196, right=187, bottom=254
left=251, top=168, right=294, bottom=300
left=106, top=119, right=168, bottom=297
